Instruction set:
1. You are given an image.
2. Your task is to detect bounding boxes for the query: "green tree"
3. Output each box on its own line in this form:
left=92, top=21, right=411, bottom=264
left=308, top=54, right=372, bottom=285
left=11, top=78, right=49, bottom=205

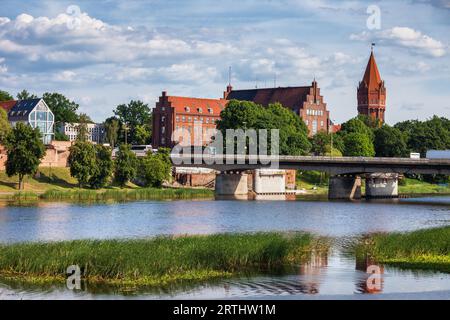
left=216, top=100, right=311, bottom=155
left=139, top=149, right=172, bottom=187
left=76, top=113, right=91, bottom=142
left=374, top=125, right=408, bottom=157
left=343, top=132, right=375, bottom=157
left=310, top=131, right=330, bottom=156
left=43, top=92, right=79, bottom=125
left=114, top=100, right=151, bottom=144
left=339, top=117, right=374, bottom=141
left=16, top=90, right=38, bottom=100
left=4, top=123, right=46, bottom=190
left=135, top=124, right=152, bottom=145
left=0, top=90, right=13, bottom=102
left=68, top=141, right=97, bottom=187
left=54, top=131, right=69, bottom=141
left=104, top=117, right=120, bottom=148
left=395, top=116, right=450, bottom=157
left=114, top=144, right=138, bottom=187
left=0, top=108, right=11, bottom=144
left=89, top=145, right=113, bottom=189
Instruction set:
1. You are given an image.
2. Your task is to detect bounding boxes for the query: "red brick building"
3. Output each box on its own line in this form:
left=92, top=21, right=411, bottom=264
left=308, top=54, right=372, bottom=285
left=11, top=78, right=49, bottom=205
left=152, top=91, right=227, bottom=148
left=225, top=80, right=330, bottom=136
left=357, top=48, right=386, bottom=123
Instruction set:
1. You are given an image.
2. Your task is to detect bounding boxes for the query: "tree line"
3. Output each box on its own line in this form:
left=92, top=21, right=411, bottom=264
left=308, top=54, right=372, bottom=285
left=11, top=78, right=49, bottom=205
left=0, top=89, right=152, bottom=146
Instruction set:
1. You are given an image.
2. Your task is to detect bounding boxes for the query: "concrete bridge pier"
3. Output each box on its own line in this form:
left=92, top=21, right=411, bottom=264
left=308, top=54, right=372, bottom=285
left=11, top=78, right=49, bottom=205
left=365, top=173, right=399, bottom=199
left=328, top=175, right=362, bottom=200
left=215, top=171, right=249, bottom=196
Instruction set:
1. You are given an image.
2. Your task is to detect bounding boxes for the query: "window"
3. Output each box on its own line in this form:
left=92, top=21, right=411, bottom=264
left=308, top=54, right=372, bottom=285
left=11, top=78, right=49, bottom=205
left=305, top=120, right=309, bottom=125
left=312, top=120, right=318, bottom=134
left=320, top=120, right=324, bottom=127
left=188, top=117, right=192, bottom=122
left=182, top=116, right=186, bottom=121
left=161, top=126, right=165, bottom=134
left=176, top=116, right=179, bottom=122
left=185, top=107, right=190, bottom=112
left=161, top=116, right=165, bottom=123
left=197, top=108, right=203, bottom=113
left=208, top=108, right=213, bottom=114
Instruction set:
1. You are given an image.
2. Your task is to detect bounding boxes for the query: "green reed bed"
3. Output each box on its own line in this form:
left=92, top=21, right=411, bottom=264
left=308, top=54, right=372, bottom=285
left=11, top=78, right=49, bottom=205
left=351, top=226, right=450, bottom=273
left=39, top=187, right=214, bottom=201
left=0, top=232, right=328, bottom=286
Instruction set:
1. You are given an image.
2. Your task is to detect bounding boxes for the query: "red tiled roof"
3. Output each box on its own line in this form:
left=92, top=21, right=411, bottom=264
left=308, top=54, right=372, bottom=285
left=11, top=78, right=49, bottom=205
left=168, top=96, right=226, bottom=115
left=226, top=86, right=311, bottom=109
left=362, top=51, right=382, bottom=90
left=0, top=100, right=17, bottom=112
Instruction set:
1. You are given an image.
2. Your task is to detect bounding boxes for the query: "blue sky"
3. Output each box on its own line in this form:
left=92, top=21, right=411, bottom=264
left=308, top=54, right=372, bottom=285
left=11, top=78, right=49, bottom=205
left=0, top=0, right=449, bottom=124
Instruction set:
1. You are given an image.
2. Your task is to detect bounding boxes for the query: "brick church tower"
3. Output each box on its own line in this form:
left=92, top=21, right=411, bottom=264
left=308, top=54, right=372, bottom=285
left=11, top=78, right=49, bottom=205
left=357, top=47, right=386, bottom=123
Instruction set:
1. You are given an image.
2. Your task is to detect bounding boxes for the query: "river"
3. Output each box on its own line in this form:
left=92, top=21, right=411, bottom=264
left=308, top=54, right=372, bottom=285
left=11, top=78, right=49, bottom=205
left=0, top=196, right=449, bottom=299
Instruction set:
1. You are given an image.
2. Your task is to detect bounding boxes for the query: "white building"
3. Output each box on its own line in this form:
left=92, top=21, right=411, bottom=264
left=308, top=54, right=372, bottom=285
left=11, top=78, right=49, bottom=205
left=59, top=122, right=105, bottom=143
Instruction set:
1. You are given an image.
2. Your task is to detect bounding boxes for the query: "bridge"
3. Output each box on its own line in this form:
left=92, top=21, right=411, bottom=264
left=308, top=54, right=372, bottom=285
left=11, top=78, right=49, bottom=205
left=171, top=155, right=450, bottom=200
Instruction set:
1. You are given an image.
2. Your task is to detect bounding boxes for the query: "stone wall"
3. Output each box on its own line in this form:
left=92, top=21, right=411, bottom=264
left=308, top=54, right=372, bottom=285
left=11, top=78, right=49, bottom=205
left=0, top=141, right=71, bottom=171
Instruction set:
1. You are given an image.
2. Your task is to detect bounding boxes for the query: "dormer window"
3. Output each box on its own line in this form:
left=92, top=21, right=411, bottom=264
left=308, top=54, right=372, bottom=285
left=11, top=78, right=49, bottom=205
left=185, top=106, right=190, bottom=112
left=197, top=108, right=203, bottom=113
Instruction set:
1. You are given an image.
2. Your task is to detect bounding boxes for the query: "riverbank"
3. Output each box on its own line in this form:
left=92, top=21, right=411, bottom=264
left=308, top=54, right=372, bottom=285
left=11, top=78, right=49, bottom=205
left=0, top=232, right=328, bottom=287
left=0, top=167, right=213, bottom=201
left=351, top=226, right=450, bottom=273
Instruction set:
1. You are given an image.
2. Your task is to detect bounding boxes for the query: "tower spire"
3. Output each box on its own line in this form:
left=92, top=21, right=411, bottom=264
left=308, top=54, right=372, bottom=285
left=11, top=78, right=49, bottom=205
left=357, top=45, right=386, bottom=123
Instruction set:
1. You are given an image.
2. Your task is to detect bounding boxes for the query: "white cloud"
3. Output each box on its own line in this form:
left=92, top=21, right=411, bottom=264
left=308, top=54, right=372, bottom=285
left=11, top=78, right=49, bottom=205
left=55, top=70, right=77, bottom=82
left=351, top=27, right=447, bottom=57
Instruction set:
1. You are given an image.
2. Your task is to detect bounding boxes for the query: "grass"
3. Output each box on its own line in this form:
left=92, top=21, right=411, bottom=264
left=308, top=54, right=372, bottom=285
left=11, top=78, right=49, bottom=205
left=0, top=168, right=213, bottom=201
left=0, top=232, right=328, bottom=287
left=398, top=178, right=450, bottom=195
left=296, top=170, right=328, bottom=195
left=351, top=226, right=450, bottom=273
left=40, top=187, right=213, bottom=201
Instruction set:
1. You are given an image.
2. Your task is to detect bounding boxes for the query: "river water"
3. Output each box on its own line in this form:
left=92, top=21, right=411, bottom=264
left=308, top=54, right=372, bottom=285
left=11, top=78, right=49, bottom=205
left=0, top=196, right=449, bottom=299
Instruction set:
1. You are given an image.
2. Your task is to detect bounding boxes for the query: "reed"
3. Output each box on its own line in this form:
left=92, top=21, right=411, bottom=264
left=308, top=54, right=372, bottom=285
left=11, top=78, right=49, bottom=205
left=0, top=232, right=328, bottom=286
left=351, top=226, right=450, bottom=273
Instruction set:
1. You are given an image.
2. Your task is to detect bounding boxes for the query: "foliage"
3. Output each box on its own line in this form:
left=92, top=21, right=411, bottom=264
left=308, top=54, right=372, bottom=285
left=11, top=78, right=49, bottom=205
left=4, top=123, right=46, bottom=189
left=343, top=132, right=375, bottom=157
left=138, top=149, right=172, bottom=187
left=68, top=141, right=97, bottom=187
left=88, top=145, right=113, bottom=189
left=0, top=108, right=11, bottom=144
left=394, top=116, right=450, bottom=157
left=114, top=144, right=138, bottom=187
left=374, top=125, right=408, bottom=157
left=43, top=92, right=79, bottom=125
left=104, top=117, right=120, bottom=148
left=54, top=131, right=69, bottom=141
left=0, top=90, right=13, bottom=102
left=76, top=113, right=91, bottom=142
left=114, top=100, right=152, bottom=144
left=216, top=100, right=311, bottom=155
left=135, top=124, right=152, bottom=145
left=310, top=131, right=330, bottom=156
left=339, top=117, right=374, bottom=141
left=16, top=89, right=38, bottom=100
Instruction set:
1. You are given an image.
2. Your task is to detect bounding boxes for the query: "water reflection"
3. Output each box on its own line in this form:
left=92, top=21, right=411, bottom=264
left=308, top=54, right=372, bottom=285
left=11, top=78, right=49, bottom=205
left=1, top=247, right=449, bottom=299
left=355, top=255, right=384, bottom=294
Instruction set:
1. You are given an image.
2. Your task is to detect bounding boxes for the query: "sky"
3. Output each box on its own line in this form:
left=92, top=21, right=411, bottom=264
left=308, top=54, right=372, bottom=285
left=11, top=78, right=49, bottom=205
left=0, top=0, right=449, bottom=124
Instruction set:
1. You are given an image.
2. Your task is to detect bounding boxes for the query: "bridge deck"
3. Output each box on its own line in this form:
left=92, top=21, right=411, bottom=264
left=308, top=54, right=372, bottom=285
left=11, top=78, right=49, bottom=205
left=171, top=155, right=450, bottom=175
